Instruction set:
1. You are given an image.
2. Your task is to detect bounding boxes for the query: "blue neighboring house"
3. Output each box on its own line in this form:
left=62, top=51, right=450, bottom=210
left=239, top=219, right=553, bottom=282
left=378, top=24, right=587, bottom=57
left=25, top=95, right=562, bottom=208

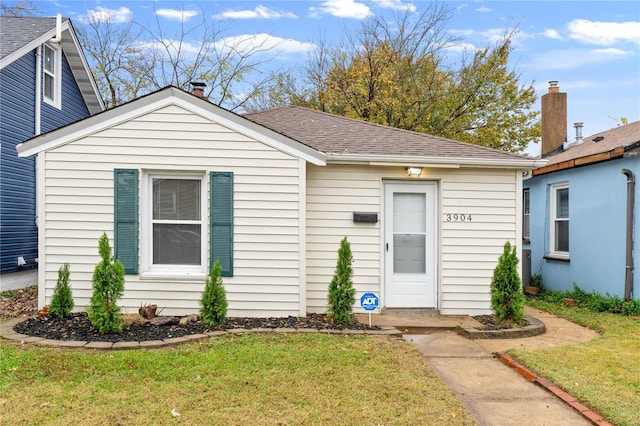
left=524, top=83, right=639, bottom=300
left=0, top=15, right=103, bottom=275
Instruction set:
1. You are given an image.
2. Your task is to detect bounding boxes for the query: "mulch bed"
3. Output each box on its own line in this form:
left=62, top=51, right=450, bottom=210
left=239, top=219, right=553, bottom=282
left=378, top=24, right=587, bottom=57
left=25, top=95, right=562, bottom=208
left=473, top=315, right=530, bottom=330
left=14, top=312, right=376, bottom=343
left=4, top=285, right=376, bottom=343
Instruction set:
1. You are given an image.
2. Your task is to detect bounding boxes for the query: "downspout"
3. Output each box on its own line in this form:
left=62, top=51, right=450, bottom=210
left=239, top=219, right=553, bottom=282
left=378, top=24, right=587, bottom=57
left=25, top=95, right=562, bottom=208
left=35, top=46, right=41, bottom=135
left=622, top=168, right=635, bottom=301
left=50, top=14, right=62, bottom=43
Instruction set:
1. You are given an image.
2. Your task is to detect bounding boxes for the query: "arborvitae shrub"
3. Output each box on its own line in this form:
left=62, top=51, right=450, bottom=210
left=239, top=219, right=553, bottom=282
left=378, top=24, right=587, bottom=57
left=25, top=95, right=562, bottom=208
left=327, top=237, right=355, bottom=324
left=200, top=260, right=228, bottom=325
left=490, top=241, right=525, bottom=325
left=88, top=233, right=125, bottom=333
left=49, top=263, right=74, bottom=318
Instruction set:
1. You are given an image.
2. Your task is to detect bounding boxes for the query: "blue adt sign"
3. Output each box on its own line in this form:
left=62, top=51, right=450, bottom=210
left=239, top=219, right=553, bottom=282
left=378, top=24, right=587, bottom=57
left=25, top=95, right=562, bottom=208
left=360, top=293, right=379, bottom=311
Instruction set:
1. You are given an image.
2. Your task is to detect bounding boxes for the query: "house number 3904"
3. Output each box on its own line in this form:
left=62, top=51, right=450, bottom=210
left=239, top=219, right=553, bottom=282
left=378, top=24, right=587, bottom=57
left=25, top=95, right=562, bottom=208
left=445, top=214, right=472, bottom=222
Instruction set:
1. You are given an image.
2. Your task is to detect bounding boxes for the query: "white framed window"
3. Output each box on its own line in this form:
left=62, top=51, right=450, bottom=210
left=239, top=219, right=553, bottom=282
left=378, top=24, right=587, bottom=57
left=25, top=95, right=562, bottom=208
left=550, top=183, right=569, bottom=257
left=523, top=188, right=530, bottom=241
left=141, top=172, right=207, bottom=278
left=43, top=43, right=62, bottom=108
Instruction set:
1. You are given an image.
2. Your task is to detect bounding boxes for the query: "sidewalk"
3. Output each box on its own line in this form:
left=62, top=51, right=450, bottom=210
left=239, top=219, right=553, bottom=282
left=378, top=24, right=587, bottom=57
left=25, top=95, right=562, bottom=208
left=362, top=307, right=602, bottom=426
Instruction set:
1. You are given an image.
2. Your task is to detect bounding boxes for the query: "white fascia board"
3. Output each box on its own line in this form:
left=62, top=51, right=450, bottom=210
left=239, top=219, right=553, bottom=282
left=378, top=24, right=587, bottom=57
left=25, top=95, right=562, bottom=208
left=18, top=88, right=326, bottom=166
left=0, top=22, right=67, bottom=70
left=326, top=153, right=547, bottom=169
left=18, top=91, right=171, bottom=157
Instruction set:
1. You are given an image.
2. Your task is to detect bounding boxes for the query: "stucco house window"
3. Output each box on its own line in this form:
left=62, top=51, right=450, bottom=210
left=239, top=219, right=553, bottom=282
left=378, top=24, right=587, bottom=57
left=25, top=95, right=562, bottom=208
left=550, top=183, right=569, bottom=257
left=43, top=43, right=61, bottom=108
left=523, top=188, right=530, bottom=241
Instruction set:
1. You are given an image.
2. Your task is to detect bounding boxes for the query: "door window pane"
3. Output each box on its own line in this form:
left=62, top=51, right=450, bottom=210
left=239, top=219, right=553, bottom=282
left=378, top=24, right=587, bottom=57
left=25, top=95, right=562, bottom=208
left=393, top=193, right=426, bottom=273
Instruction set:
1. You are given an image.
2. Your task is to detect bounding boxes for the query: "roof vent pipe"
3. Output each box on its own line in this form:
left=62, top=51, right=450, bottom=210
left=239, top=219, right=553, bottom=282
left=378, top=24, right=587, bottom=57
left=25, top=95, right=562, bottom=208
left=574, top=122, right=584, bottom=145
left=622, top=168, right=635, bottom=301
left=50, top=13, right=62, bottom=43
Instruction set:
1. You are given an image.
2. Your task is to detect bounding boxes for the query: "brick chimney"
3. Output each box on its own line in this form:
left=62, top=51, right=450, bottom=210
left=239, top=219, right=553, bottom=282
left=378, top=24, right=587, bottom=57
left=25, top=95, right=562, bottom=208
left=190, top=81, right=207, bottom=99
left=541, top=81, right=567, bottom=157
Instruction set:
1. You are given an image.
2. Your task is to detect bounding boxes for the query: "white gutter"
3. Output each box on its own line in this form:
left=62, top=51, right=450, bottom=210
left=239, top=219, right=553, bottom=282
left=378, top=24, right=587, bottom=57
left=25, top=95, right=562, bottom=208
left=325, top=153, right=548, bottom=169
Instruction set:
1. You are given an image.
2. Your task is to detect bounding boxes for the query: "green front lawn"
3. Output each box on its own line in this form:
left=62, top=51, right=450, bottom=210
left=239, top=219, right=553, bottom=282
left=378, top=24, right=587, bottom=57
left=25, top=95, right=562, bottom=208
left=512, top=300, right=640, bottom=426
left=0, top=333, right=477, bottom=425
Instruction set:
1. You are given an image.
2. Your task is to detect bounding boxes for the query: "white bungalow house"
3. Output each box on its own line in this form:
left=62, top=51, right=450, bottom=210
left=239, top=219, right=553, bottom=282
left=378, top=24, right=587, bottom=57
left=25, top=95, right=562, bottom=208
left=17, top=86, right=544, bottom=317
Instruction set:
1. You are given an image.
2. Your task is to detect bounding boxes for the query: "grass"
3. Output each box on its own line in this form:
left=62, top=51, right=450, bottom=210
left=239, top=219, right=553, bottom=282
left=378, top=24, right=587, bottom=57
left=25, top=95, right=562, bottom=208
left=0, top=333, right=477, bottom=425
left=512, top=299, right=640, bottom=426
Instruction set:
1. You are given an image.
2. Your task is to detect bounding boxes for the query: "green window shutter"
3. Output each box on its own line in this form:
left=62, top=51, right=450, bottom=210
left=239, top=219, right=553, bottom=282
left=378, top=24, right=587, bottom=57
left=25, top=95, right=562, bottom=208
left=114, top=169, right=139, bottom=274
left=210, top=172, right=233, bottom=277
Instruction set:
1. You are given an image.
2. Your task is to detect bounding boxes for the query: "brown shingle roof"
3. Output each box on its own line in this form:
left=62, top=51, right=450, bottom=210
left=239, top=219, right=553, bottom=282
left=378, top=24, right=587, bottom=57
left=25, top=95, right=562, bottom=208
left=244, top=105, right=527, bottom=161
left=542, top=120, right=640, bottom=166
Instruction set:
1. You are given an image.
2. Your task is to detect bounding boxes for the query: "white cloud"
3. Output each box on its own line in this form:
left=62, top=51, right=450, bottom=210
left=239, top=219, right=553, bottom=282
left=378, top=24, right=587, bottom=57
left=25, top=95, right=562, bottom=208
left=530, top=48, right=632, bottom=70
left=216, top=5, right=297, bottom=19
left=455, top=3, right=468, bottom=14
left=155, top=9, right=199, bottom=22
left=568, top=19, right=640, bottom=46
left=84, top=6, right=132, bottom=23
left=309, top=0, right=372, bottom=19
left=476, top=6, right=491, bottom=13
left=542, top=29, right=563, bottom=40
left=215, top=34, right=316, bottom=56
left=371, top=0, right=416, bottom=12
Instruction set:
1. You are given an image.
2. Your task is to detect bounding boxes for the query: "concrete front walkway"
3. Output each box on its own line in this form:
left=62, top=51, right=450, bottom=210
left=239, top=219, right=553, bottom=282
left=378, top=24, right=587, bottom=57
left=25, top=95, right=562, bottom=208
left=360, top=306, right=603, bottom=426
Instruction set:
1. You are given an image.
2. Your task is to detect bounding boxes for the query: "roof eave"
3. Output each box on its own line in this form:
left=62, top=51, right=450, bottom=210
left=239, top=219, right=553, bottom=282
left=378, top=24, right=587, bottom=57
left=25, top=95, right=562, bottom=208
left=325, top=153, right=546, bottom=169
left=17, top=87, right=326, bottom=166
left=0, top=20, right=104, bottom=113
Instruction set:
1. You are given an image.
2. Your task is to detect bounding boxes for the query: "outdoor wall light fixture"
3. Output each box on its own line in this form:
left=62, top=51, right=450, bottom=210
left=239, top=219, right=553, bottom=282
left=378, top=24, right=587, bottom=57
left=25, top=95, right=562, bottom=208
left=406, top=167, right=423, bottom=177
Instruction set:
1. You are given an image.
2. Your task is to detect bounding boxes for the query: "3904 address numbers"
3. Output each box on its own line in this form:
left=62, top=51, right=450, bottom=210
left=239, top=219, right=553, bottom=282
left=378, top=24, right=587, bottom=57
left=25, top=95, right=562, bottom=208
left=444, top=213, right=472, bottom=222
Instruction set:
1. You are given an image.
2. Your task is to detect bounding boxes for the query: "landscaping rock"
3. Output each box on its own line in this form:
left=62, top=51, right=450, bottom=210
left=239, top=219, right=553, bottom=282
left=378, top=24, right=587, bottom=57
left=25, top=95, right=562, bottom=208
left=150, top=316, right=179, bottom=326
left=179, top=314, right=199, bottom=325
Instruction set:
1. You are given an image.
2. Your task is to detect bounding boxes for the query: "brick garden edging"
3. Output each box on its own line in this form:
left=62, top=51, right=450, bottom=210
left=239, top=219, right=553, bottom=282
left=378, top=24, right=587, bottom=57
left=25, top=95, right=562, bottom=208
left=0, top=316, right=402, bottom=351
left=495, top=352, right=613, bottom=426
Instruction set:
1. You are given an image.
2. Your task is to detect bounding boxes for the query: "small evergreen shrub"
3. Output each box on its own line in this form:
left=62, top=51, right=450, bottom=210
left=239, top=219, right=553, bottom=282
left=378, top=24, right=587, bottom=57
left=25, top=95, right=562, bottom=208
left=88, top=233, right=125, bottom=334
left=491, top=241, right=525, bottom=325
left=327, top=237, right=355, bottom=325
left=200, top=260, right=228, bottom=325
left=49, top=263, right=74, bottom=318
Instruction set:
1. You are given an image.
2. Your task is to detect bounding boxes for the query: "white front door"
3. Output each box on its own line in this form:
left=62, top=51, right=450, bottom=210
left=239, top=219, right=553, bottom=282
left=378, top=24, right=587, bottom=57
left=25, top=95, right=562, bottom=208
left=384, top=182, right=436, bottom=308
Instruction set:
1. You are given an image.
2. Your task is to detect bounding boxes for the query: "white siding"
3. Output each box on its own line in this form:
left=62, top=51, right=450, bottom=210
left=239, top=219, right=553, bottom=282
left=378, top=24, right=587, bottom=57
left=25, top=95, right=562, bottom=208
left=40, top=105, right=303, bottom=317
left=306, top=164, right=520, bottom=315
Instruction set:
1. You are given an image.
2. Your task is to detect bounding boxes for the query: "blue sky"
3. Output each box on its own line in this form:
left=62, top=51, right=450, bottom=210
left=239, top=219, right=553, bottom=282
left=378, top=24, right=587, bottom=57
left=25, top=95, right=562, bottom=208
left=38, top=0, right=640, bottom=155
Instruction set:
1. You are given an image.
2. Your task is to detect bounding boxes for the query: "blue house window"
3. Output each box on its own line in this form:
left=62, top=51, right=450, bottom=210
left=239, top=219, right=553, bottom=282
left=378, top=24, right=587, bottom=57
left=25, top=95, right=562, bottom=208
left=43, top=43, right=61, bottom=109
left=550, top=183, right=569, bottom=257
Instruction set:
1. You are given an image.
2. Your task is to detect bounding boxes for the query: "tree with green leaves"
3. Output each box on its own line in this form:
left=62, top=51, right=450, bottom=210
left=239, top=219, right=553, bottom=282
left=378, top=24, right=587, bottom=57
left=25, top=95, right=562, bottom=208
left=255, top=5, right=539, bottom=153
left=328, top=237, right=356, bottom=325
left=88, top=233, right=125, bottom=333
left=49, top=263, right=74, bottom=318
left=491, top=241, right=525, bottom=326
left=200, top=260, right=228, bottom=325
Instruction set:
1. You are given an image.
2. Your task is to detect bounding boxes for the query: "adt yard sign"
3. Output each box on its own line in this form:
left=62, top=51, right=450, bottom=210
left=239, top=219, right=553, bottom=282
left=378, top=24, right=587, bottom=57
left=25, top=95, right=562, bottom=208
left=360, top=293, right=378, bottom=327
left=360, top=293, right=379, bottom=311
